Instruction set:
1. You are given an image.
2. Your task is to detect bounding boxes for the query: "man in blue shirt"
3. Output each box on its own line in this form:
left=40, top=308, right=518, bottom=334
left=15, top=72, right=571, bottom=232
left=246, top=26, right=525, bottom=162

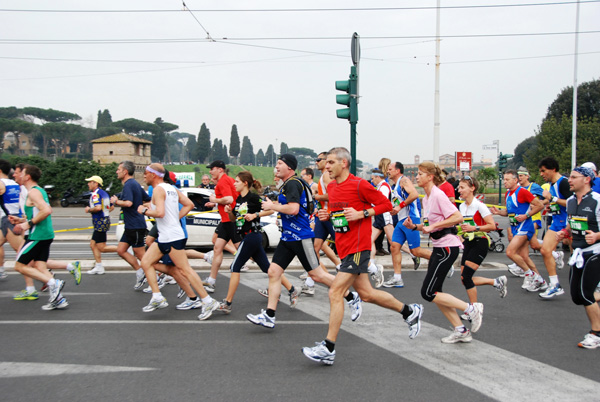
left=110, top=161, right=151, bottom=289
left=85, top=175, right=114, bottom=275
left=582, top=162, right=600, bottom=194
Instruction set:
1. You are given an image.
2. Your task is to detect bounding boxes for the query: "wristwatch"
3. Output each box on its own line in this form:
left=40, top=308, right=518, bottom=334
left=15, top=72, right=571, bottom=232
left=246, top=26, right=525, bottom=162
left=363, top=209, right=369, bottom=218
left=475, top=226, right=480, bottom=231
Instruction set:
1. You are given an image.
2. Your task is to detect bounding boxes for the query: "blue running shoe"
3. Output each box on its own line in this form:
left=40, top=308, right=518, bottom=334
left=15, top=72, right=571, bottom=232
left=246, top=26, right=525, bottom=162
left=302, top=341, right=335, bottom=365
left=70, top=261, right=81, bottom=285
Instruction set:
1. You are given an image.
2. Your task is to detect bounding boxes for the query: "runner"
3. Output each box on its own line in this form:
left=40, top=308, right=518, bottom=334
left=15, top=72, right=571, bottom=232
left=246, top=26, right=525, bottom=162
left=537, top=157, right=571, bottom=298
left=302, top=147, right=423, bottom=365
left=404, top=162, right=483, bottom=344
left=110, top=160, right=151, bottom=289
left=581, top=162, right=600, bottom=194
left=10, top=165, right=68, bottom=310
left=247, top=153, right=362, bottom=328
left=367, top=168, right=390, bottom=288
left=557, top=165, right=600, bottom=348
left=0, top=159, right=24, bottom=280
left=203, top=160, right=240, bottom=292
left=137, top=163, right=219, bottom=319
left=490, top=169, right=545, bottom=292
left=85, top=175, right=115, bottom=275
left=384, top=161, right=427, bottom=288
left=457, top=176, right=507, bottom=304
left=214, top=171, right=298, bottom=316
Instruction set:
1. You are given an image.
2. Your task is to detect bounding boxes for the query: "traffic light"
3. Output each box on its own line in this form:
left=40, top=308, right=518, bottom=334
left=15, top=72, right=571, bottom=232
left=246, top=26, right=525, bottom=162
left=498, top=153, right=514, bottom=171
left=335, top=66, right=358, bottom=123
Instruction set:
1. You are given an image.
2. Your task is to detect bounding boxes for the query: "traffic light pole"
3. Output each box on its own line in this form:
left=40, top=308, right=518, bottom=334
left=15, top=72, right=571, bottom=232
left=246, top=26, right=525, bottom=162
left=349, top=65, right=358, bottom=175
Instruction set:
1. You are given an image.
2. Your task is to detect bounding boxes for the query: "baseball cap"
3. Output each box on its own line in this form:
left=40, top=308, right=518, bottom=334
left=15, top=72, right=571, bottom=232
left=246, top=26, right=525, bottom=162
left=517, top=166, right=529, bottom=176
left=85, top=175, right=103, bottom=186
left=278, top=153, right=298, bottom=171
left=582, top=162, right=597, bottom=173
left=206, top=160, right=226, bottom=170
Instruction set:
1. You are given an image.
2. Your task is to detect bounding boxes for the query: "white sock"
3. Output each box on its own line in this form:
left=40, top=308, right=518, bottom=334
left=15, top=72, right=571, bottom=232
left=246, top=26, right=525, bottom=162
left=95, top=263, right=103, bottom=268
left=47, top=278, right=56, bottom=287
left=136, top=268, right=144, bottom=279
left=201, top=295, right=213, bottom=304
left=152, top=292, right=162, bottom=299
left=524, top=270, right=533, bottom=277
left=66, top=263, right=74, bottom=271
left=335, top=264, right=341, bottom=271
left=464, top=304, right=474, bottom=315
left=305, top=277, right=315, bottom=287
left=552, top=250, right=559, bottom=259
left=394, top=273, right=402, bottom=281
left=26, top=286, right=36, bottom=293
left=207, top=277, right=216, bottom=285
left=367, top=263, right=378, bottom=274
left=549, top=275, right=559, bottom=286
left=455, top=325, right=467, bottom=332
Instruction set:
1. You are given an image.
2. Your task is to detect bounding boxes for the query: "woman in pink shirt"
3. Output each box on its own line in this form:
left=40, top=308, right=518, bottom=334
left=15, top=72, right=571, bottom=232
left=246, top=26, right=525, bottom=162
left=404, top=162, right=484, bottom=344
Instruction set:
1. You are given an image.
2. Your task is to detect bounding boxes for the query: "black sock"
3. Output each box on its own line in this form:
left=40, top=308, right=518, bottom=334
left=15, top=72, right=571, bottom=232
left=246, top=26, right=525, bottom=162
left=190, top=297, right=198, bottom=301
left=225, top=300, right=232, bottom=306
left=266, top=309, right=275, bottom=318
left=591, top=329, right=600, bottom=336
left=289, top=286, right=295, bottom=294
left=400, top=304, right=412, bottom=320
left=324, top=339, right=335, bottom=353
left=344, top=292, right=355, bottom=302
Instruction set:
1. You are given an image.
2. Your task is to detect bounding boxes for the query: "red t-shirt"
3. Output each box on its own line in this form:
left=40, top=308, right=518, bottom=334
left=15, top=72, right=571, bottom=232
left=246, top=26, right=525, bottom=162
left=327, top=174, right=393, bottom=259
left=506, top=186, right=535, bottom=204
left=215, top=174, right=237, bottom=222
left=438, top=181, right=455, bottom=199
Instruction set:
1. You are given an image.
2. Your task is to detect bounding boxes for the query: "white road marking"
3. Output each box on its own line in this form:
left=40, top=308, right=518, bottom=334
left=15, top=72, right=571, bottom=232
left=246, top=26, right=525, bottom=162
left=0, top=291, right=110, bottom=298
left=0, top=362, right=156, bottom=378
left=0, top=320, right=325, bottom=325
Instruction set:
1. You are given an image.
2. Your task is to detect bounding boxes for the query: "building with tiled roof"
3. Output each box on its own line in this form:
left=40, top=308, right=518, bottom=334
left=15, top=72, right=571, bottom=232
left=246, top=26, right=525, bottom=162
left=92, top=131, right=152, bottom=183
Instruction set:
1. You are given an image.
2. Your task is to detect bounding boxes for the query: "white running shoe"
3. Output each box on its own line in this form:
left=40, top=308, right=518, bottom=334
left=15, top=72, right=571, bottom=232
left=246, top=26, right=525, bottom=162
left=176, top=297, right=203, bottom=310
left=526, top=277, right=549, bottom=292
left=382, top=276, right=404, bottom=288
left=370, top=264, right=384, bottom=288
left=163, top=275, right=177, bottom=285
left=405, top=304, right=424, bottom=339
left=539, top=283, right=565, bottom=299
left=555, top=250, right=565, bottom=269
left=467, top=303, right=484, bottom=333
left=289, top=287, right=300, bottom=308
left=240, top=264, right=250, bottom=272
left=42, top=296, right=69, bottom=311
left=246, top=309, right=276, bottom=328
left=522, top=274, right=535, bottom=289
left=142, top=296, right=168, bottom=312
left=508, top=263, right=525, bottom=277
left=347, top=292, right=362, bottom=322
left=299, top=272, right=308, bottom=280
left=203, top=250, right=214, bottom=264
left=87, top=265, right=105, bottom=275
left=441, top=328, right=472, bottom=344
left=142, top=276, right=166, bottom=293
left=495, top=275, right=508, bottom=298
left=197, top=299, right=219, bottom=320
left=447, top=266, right=455, bottom=278
left=302, top=340, right=335, bottom=365
left=48, top=279, right=65, bottom=303
left=578, top=333, right=600, bottom=349
left=301, top=283, right=315, bottom=295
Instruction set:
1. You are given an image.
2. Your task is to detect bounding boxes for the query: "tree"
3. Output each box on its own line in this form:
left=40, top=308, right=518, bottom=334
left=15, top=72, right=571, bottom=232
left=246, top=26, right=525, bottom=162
left=475, top=167, right=498, bottom=193
left=186, top=135, right=197, bottom=162
left=545, top=79, right=600, bottom=122
left=229, top=124, right=240, bottom=163
left=280, top=142, right=289, bottom=155
left=239, top=136, right=255, bottom=165
left=195, top=123, right=211, bottom=163
left=112, top=118, right=156, bottom=137
left=256, top=148, right=265, bottom=166
left=0, top=118, right=38, bottom=154
left=153, top=117, right=179, bottom=162
left=510, top=136, right=537, bottom=170
left=21, top=107, right=81, bottom=157
left=265, top=144, right=276, bottom=167
left=96, top=109, right=112, bottom=128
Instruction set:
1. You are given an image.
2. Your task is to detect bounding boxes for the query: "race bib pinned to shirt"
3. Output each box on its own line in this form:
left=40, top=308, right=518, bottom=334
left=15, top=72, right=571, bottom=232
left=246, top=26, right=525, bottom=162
left=463, top=216, right=476, bottom=226
left=331, top=211, right=350, bottom=233
left=569, top=215, right=588, bottom=233
left=549, top=202, right=560, bottom=215
left=422, top=217, right=429, bottom=227
left=508, top=213, right=518, bottom=226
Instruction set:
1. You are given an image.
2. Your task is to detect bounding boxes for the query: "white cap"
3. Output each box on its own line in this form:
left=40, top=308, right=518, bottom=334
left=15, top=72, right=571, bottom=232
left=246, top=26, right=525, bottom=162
left=582, top=162, right=597, bottom=173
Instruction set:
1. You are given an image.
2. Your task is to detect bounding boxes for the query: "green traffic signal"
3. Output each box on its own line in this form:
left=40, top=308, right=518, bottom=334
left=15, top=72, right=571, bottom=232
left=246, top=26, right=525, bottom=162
left=335, top=67, right=358, bottom=123
left=335, top=80, right=350, bottom=92
left=336, top=94, right=351, bottom=105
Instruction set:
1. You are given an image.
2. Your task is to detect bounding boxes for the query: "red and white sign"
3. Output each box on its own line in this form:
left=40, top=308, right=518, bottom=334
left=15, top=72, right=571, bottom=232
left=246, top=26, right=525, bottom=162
left=455, top=152, right=472, bottom=172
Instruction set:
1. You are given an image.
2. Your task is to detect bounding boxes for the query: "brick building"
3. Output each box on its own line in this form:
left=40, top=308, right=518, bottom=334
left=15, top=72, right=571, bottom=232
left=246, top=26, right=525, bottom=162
left=91, top=132, right=152, bottom=183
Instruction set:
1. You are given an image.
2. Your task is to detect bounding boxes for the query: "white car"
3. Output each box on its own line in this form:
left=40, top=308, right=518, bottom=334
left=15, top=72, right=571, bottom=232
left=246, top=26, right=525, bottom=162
left=115, top=187, right=281, bottom=249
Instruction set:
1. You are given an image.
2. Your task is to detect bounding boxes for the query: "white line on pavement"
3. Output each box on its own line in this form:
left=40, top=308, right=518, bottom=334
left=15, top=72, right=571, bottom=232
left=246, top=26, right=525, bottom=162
left=0, top=362, right=156, bottom=378
left=0, top=320, right=326, bottom=325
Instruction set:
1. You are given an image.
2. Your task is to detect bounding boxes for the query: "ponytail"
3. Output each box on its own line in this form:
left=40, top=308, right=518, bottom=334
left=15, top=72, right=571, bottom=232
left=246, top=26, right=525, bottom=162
left=418, top=162, right=444, bottom=186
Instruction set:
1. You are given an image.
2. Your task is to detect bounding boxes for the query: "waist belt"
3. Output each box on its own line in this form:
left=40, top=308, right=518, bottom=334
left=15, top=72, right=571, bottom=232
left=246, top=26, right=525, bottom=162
left=430, top=226, right=458, bottom=240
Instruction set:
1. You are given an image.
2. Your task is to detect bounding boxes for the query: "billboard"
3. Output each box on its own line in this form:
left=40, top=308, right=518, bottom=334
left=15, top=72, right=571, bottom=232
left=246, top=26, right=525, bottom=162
left=455, top=152, right=472, bottom=172
left=173, top=172, right=195, bottom=187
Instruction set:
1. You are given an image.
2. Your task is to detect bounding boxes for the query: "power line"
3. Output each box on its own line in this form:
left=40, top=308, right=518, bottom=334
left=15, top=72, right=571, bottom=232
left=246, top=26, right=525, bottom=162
left=0, top=1, right=598, bottom=13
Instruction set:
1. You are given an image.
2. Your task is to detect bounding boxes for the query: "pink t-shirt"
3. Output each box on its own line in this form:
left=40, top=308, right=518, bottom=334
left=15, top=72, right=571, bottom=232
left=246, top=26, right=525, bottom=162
left=423, top=185, right=462, bottom=248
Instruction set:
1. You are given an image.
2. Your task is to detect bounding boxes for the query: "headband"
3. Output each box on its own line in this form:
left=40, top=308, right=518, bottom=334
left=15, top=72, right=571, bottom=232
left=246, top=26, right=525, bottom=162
left=574, top=166, right=595, bottom=183
left=517, top=170, right=529, bottom=176
left=371, top=172, right=384, bottom=177
left=146, top=166, right=165, bottom=178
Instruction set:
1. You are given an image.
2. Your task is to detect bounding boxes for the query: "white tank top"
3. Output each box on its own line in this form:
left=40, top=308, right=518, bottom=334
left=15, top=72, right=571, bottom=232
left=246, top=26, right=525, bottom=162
left=0, top=178, right=21, bottom=216
left=152, top=183, right=185, bottom=243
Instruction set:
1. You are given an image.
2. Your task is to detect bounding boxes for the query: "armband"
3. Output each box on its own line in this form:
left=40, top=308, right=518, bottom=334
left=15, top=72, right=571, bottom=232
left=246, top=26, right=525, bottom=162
left=399, top=201, right=406, bottom=209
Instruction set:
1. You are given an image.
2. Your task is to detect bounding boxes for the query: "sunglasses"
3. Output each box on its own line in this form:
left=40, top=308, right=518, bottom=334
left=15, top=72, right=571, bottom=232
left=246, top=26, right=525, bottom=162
left=316, top=158, right=323, bottom=162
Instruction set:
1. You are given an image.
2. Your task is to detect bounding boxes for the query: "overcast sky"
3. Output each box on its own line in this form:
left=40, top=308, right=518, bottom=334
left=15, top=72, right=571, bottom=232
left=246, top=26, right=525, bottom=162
left=1, top=0, right=598, bottom=167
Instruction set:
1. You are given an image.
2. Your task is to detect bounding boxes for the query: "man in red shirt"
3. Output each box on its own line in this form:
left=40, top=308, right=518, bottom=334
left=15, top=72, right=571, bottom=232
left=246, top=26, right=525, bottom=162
left=204, top=160, right=239, bottom=291
left=438, top=170, right=456, bottom=203
left=302, top=147, right=424, bottom=366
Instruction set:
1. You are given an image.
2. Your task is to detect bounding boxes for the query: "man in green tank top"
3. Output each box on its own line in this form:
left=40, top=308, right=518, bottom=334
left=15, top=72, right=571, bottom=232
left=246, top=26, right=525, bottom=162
left=10, top=164, right=67, bottom=310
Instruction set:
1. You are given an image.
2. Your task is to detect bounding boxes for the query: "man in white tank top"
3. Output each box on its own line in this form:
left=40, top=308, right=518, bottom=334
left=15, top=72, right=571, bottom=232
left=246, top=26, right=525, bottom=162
left=138, top=163, right=220, bottom=320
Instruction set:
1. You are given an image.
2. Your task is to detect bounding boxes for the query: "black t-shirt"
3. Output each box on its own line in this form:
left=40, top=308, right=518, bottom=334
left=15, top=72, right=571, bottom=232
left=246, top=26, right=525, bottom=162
left=234, top=191, right=263, bottom=235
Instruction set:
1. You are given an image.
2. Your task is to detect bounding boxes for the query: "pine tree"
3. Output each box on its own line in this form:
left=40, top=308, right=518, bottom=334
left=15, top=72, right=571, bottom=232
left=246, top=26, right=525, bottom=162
left=195, top=123, right=211, bottom=163
left=239, top=136, right=255, bottom=165
left=280, top=142, right=289, bottom=155
left=265, top=144, right=275, bottom=166
left=256, top=148, right=265, bottom=166
left=229, top=124, right=240, bottom=163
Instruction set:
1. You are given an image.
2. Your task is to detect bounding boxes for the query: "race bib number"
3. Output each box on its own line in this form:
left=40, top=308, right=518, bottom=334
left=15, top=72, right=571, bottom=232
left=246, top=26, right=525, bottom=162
left=463, top=216, right=476, bottom=226
left=569, top=216, right=588, bottom=233
left=392, top=197, right=401, bottom=207
left=549, top=202, right=560, bottom=214
left=422, top=217, right=429, bottom=227
left=236, top=216, right=245, bottom=228
left=331, top=211, right=350, bottom=233
left=508, top=213, right=518, bottom=226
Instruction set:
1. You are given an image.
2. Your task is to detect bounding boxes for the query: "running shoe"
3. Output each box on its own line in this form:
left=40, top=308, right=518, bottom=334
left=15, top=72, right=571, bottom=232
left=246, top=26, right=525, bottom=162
left=87, top=265, right=105, bottom=275
left=246, top=309, right=276, bottom=328
left=203, top=250, right=214, bottom=264
left=13, top=289, right=39, bottom=301
left=539, top=283, right=565, bottom=299
left=41, top=296, right=69, bottom=311
left=134, top=275, right=146, bottom=291
left=382, top=276, right=404, bottom=288
left=299, top=272, right=309, bottom=280
left=578, top=333, right=600, bottom=349
left=467, top=303, right=484, bottom=333
left=49, top=279, right=65, bottom=303
left=240, top=264, right=250, bottom=272
left=217, top=300, right=232, bottom=314
left=460, top=313, right=471, bottom=322
left=347, top=292, right=362, bottom=322
left=554, top=250, right=565, bottom=269
left=521, top=274, right=535, bottom=289
left=177, top=286, right=186, bottom=299
left=447, top=266, right=455, bottom=278
left=257, top=288, right=280, bottom=301
left=495, top=275, right=508, bottom=298
left=0, top=270, right=7, bottom=280
left=142, top=275, right=166, bottom=293
left=405, top=303, right=424, bottom=339
left=176, top=297, right=203, bottom=310
left=301, top=283, right=315, bottom=295
left=412, top=256, right=421, bottom=270
left=508, top=263, right=525, bottom=277
left=526, top=277, right=548, bottom=292
left=302, top=340, right=335, bottom=365
left=70, top=261, right=82, bottom=285
left=370, top=264, right=384, bottom=288
left=198, top=299, right=220, bottom=321
left=163, top=275, right=177, bottom=285
left=289, top=287, right=300, bottom=308
left=142, top=296, right=168, bottom=312
left=40, top=270, right=54, bottom=292
left=204, top=283, right=215, bottom=293
left=441, top=328, right=472, bottom=344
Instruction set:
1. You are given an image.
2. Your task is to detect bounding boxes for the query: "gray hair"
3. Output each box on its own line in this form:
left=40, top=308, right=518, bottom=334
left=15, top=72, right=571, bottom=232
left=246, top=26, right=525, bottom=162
left=202, top=174, right=210, bottom=180
left=120, top=160, right=136, bottom=176
left=328, top=147, right=352, bottom=165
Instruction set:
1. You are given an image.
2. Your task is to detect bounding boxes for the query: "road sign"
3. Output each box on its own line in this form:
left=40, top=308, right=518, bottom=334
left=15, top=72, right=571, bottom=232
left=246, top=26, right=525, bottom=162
left=455, top=151, right=472, bottom=171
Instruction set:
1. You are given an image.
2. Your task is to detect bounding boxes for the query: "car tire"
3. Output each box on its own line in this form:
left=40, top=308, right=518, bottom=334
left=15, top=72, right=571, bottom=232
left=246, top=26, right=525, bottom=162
left=261, top=232, right=269, bottom=250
